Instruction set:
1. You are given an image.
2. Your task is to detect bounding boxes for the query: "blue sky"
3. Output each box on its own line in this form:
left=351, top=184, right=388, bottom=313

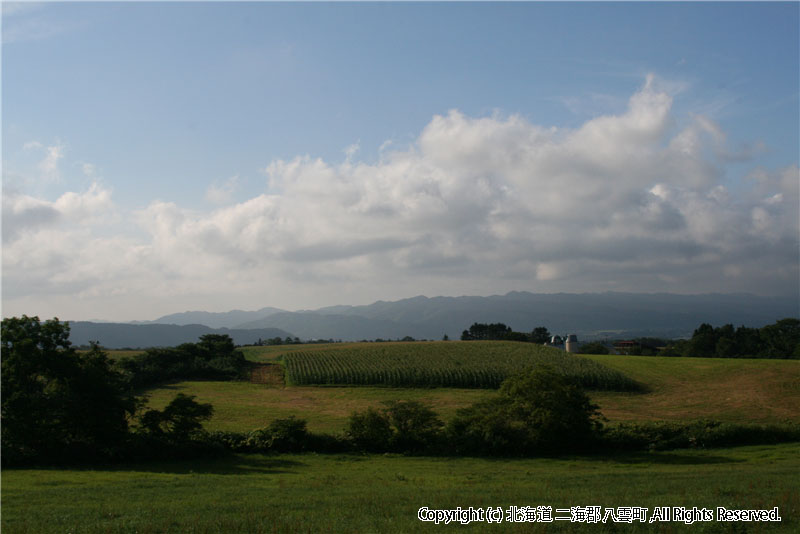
left=3, top=2, right=799, bottom=321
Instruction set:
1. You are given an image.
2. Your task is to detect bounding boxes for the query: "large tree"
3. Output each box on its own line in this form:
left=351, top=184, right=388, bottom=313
left=1, top=316, right=137, bottom=463
left=448, top=366, right=602, bottom=455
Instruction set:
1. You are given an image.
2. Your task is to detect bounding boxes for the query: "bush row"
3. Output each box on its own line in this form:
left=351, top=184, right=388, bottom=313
left=116, top=334, right=249, bottom=389
left=198, top=416, right=800, bottom=458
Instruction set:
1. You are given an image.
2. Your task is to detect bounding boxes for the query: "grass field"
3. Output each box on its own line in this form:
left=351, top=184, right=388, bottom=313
left=3, top=443, right=798, bottom=533
left=144, top=381, right=492, bottom=433
left=7, top=342, right=797, bottom=533
left=142, top=347, right=800, bottom=433
left=583, top=354, right=800, bottom=424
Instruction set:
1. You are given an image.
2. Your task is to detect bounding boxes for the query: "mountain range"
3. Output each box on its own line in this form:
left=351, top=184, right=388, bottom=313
left=67, top=292, right=799, bottom=348
left=68, top=322, right=292, bottom=349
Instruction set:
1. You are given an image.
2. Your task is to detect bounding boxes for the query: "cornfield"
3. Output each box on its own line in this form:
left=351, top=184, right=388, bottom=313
left=283, top=341, right=640, bottom=391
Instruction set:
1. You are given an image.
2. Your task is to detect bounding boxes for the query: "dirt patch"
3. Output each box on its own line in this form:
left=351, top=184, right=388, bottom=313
left=249, top=363, right=285, bottom=387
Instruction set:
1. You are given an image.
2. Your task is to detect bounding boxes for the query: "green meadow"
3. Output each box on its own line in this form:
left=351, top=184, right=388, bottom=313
left=3, top=444, right=798, bottom=533
left=4, top=343, right=799, bottom=533
left=141, top=348, right=800, bottom=433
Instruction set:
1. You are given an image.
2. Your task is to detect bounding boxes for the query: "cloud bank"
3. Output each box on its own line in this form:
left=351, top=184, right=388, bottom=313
left=3, top=76, right=798, bottom=319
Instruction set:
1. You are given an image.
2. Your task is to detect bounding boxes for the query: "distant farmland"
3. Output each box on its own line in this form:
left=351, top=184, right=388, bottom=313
left=281, top=341, right=641, bottom=391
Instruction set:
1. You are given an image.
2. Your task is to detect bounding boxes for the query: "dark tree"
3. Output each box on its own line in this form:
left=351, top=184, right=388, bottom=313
left=197, top=334, right=237, bottom=357
left=1, top=316, right=136, bottom=463
left=138, top=393, right=214, bottom=442
left=448, top=366, right=602, bottom=456
left=346, top=407, right=393, bottom=452
left=760, top=318, right=800, bottom=358
left=580, top=341, right=609, bottom=355
left=504, top=331, right=530, bottom=342
left=461, top=323, right=513, bottom=341
left=688, top=323, right=717, bottom=356
left=347, top=400, right=443, bottom=453
left=530, top=327, right=551, bottom=344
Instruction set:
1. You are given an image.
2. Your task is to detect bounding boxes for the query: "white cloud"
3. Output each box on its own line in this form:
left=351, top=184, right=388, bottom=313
left=2, top=182, right=114, bottom=243
left=205, top=175, right=241, bottom=205
left=81, top=162, right=97, bottom=178
left=2, top=5, right=83, bottom=44
left=23, top=140, right=43, bottom=150
left=344, top=141, right=360, bottom=161
left=24, top=141, right=66, bottom=183
left=3, top=76, right=798, bottom=319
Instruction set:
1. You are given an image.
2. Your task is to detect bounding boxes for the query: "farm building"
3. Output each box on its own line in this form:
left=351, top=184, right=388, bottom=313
left=545, top=334, right=579, bottom=353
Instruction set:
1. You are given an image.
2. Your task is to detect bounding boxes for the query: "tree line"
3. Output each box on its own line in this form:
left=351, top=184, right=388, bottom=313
left=663, top=318, right=799, bottom=359
left=461, top=323, right=551, bottom=343
left=459, top=319, right=799, bottom=359
left=598, top=319, right=800, bottom=358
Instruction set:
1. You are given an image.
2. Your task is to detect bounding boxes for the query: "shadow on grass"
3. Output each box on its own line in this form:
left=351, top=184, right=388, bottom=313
left=15, top=454, right=307, bottom=476
left=470, top=450, right=743, bottom=466
left=583, top=451, right=743, bottom=466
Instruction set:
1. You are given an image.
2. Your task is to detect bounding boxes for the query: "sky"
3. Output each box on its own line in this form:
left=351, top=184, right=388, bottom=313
left=2, top=1, right=799, bottom=322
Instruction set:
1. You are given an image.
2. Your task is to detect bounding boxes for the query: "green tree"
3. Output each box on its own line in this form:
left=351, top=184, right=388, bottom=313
left=245, top=416, right=309, bottom=452
left=461, top=323, right=513, bottom=341
left=760, top=318, right=800, bottom=358
left=448, top=366, right=603, bottom=456
left=346, top=407, right=393, bottom=452
left=1, top=316, right=136, bottom=463
left=580, top=341, right=609, bottom=355
left=138, top=393, right=214, bottom=442
left=688, top=323, right=717, bottom=356
left=530, top=327, right=551, bottom=344
left=347, top=400, right=443, bottom=453
left=383, top=400, right=444, bottom=452
left=197, top=334, right=237, bottom=357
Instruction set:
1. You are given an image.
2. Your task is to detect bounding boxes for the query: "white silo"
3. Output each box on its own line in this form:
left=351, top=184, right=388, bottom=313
left=565, top=334, right=578, bottom=353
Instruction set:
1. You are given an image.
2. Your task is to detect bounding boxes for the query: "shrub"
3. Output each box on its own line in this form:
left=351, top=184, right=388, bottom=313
left=246, top=417, right=310, bottom=452
left=347, top=400, right=444, bottom=454
left=579, top=341, right=609, bottom=355
left=347, top=407, right=393, bottom=452
left=602, top=420, right=800, bottom=451
left=448, top=366, right=603, bottom=456
left=137, top=393, right=214, bottom=442
left=383, top=400, right=444, bottom=453
left=116, top=334, right=248, bottom=389
left=207, top=430, right=249, bottom=452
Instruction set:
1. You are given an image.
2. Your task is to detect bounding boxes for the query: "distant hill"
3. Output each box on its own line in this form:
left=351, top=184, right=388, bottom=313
left=113, top=292, right=799, bottom=343
left=231, top=292, right=799, bottom=341
left=235, top=311, right=418, bottom=341
left=135, top=307, right=286, bottom=329
left=67, top=322, right=293, bottom=349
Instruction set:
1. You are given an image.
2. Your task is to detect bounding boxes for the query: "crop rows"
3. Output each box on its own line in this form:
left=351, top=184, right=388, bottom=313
left=283, top=341, right=640, bottom=391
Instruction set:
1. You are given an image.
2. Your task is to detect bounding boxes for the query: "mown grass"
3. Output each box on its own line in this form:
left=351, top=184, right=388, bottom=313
left=143, top=381, right=492, bottom=434
left=281, top=341, right=641, bottom=391
left=3, top=443, right=798, bottom=533
left=582, top=354, right=800, bottom=424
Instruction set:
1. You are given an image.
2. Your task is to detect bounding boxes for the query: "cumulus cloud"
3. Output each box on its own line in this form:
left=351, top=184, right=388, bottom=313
left=2, top=182, right=113, bottom=243
left=20, top=141, right=65, bottom=183
left=205, top=175, right=241, bottom=205
left=3, top=75, right=798, bottom=318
